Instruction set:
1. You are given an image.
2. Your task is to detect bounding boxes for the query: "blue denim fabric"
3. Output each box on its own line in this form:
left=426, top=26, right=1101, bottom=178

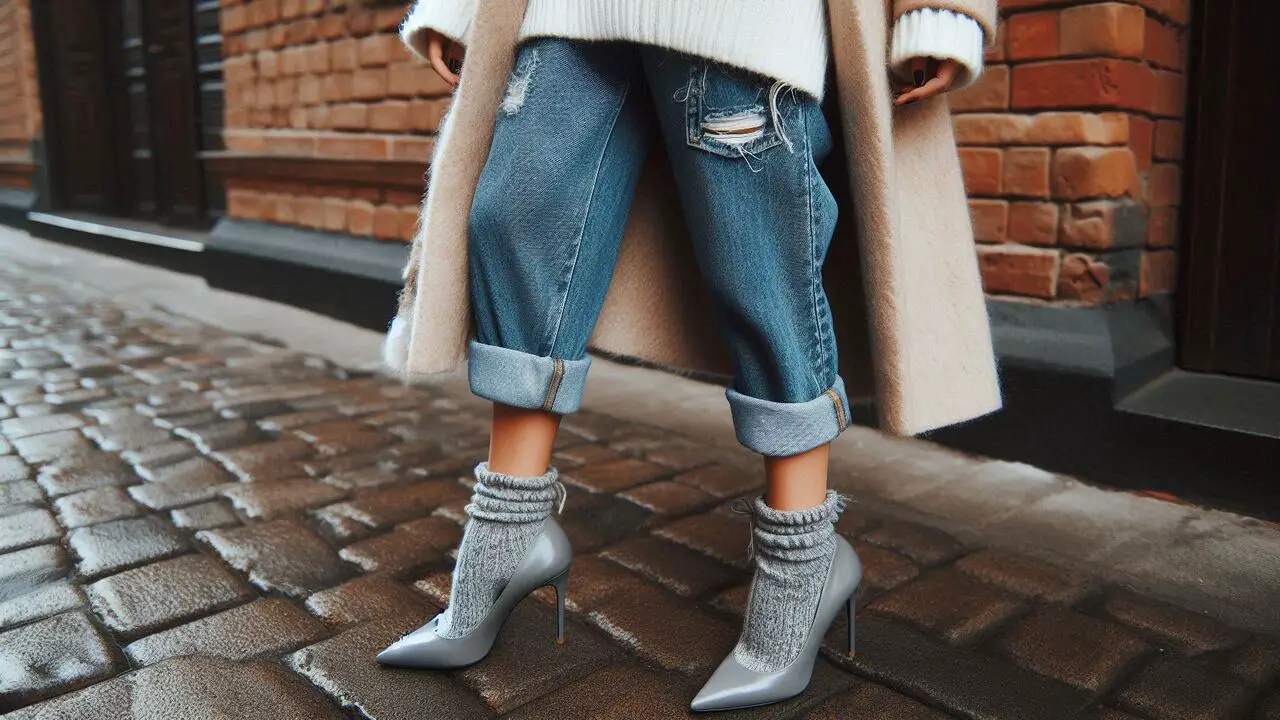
left=467, top=38, right=848, bottom=457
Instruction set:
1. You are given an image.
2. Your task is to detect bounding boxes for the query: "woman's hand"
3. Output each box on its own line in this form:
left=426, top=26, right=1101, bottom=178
left=425, top=29, right=466, bottom=88
left=894, top=58, right=961, bottom=106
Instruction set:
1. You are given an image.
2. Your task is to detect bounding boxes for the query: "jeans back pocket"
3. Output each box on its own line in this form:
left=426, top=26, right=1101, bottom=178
left=684, top=64, right=785, bottom=160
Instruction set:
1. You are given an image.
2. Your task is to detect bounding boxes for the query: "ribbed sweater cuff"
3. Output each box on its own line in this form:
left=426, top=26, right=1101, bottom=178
left=401, top=0, right=476, bottom=60
left=889, top=8, right=986, bottom=91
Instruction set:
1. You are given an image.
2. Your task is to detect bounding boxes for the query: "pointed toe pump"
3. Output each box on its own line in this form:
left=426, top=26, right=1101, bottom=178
left=376, top=516, right=572, bottom=670
left=691, top=535, right=861, bottom=712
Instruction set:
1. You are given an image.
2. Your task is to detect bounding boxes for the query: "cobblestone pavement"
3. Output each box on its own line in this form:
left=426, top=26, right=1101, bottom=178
left=1, top=264, right=1278, bottom=720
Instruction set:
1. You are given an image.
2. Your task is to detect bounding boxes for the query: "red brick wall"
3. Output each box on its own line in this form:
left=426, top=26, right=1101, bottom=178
left=0, top=0, right=40, bottom=187
left=952, top=0, right=1189, bottom=302
left=219, top=0, right=444, bottom=241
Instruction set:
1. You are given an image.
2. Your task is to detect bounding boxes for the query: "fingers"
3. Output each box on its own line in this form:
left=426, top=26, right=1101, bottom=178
left=426, top=32, right=460, bottom=87
left=894, top=59, right=960, bottom=106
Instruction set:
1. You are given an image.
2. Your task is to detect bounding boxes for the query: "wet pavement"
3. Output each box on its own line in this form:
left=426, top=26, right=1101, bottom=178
left=1, top=262, right=1279, bottom=720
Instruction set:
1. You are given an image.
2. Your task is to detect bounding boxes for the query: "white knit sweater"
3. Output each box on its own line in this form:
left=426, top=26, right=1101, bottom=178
left=403, top=1, right=986, bottom=100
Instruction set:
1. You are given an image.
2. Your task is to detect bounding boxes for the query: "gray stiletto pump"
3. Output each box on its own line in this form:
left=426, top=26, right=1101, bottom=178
left=691, top=535, right=861, bottom=712
left=375, top=516, right=572, bottom=670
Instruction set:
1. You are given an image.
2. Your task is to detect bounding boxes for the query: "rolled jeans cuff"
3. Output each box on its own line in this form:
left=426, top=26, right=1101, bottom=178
left=726, top=376, right=851, bottom=457
left=468, top=340, right=591, bottom=415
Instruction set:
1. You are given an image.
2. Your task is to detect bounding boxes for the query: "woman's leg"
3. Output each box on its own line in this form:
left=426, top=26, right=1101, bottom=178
left=641, top=49, right=848, bottom=680
left=442, top=38, right=651, bottom=637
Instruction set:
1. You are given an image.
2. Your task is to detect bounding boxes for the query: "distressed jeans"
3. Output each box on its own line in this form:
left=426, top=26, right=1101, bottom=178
left=467, top=38, right=849, bottom=457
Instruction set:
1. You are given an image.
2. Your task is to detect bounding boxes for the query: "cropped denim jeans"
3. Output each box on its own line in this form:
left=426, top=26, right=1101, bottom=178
left=467, top=39, right=849, bottom=457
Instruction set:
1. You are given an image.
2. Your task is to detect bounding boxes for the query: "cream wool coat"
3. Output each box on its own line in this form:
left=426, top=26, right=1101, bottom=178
left=386, top=0, right=1003, bottom=437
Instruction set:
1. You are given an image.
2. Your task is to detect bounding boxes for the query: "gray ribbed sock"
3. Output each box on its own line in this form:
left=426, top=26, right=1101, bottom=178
left=732, top=490, right=844, bottom=673
left=437, top=462, right=561, bottom=639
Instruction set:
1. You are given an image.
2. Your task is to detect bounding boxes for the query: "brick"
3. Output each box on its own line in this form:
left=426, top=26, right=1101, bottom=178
left=339, top=516, right=461, bottom=576
left=1128, top=114, right=1153, bottom=170
left=953, top=114, right=1030, bottom=145
left=287, top=615, right=487, bottom=719
left=256, top=49, right=279, bottom=79
left=0, top=612, right=123, bottom=709
left=1004, top=147, right=1051, bottom=198
left=1134, top=0, right=1191, bottom=24
left=806, top=679, right=949, bottom=719
left=617, top=480, right=715, bottom=516
left=969, top=199, right=1009, bottom=243
left=0, top=581, right=85, bottom=631
left=1226, top=636, right=1280, bottom=687
left=317, top=134, right=389, bottom=160
left=1007, top=11, right=1059, bottom=62
left=369, top=204, right=400, bottom=240
left=328, top=103, right=367, bottom=131
left=368, top=100, right=409, bottom=132
left=1153, top=69, right=1186, bottom=117
left=1057, top=253, right=1111, bottom=303
left=352, top=67, right=388, bottom=100
left=977, top=245, right=1060, bottom=298
left=398, top=206, right=419, bottom=241
left=1060, top=3, right=1145, bottom=59
left=199, top=519, right=348, bottom=597
left=305, top=574, right=429, bottom=626
left=869, top=569, right=1022, bottom=645
left=853, top=540, right=920, bottom=594
left=407, top=97, right=452, bottom=132
left=222, top=479, right=346, bottom=520
left=0, top=456, right=30, bottom=482
left=1116, top=658, right=1252, bottom=720
left=228, top=188, right=265, bottom=220
left=950, top=64, right=1009, bottom=112
left=0, top=480, right=42, bottom=510
left=502, top=664, right=702, bottom=720
left=125, top=598, right=330, bottom=666
left=328, top=37, right=357, bottom=71
left=1147, top=206, right=1178, bottom=248
left=1139, top=250, right=1177, bottom=297
left=358, top=34, right=398, bottom=67
left=1, top=412, right=83, bottom=439
left=828, top=616, right=1092, bottom=719
left=1052, top=147, right=1138, bottom=200
left=0, top=507, right=58, bottom=552
left=1154, top=119, right=1183, bottom=160
left=1013, top=59, right=1153, bottom=112
left=304, top=41, right=330, bottom=74
left=68, top=514, right=189, bottom=580
left=86, top=553, right=255, bottom=640
left=1145, top=16, right=1185, bottom=70
left=315, top=480, right=467, bottom=540
left=1148, top=163, right=1181, bottom=206
left=173, top=418, right=261, bottom=453
left=601, top=536, right=741, bottom=598
left=1103, top=591, right=1247, bottom=654
left=322, top=197, right=349, bottom=231
left=321, top=72, right=352, bottom=102
left=454, top=602, right=622, bottom=713
left=297, top=73, right=322, bottom=104
left=653, top=512, right=750, bottom=568
left=1008, top=202, right=1059, bottom=245
left=587, top=581, right=736, bottom=673
left=562, top=458, right=668, bottom=493
left=997, top=606, right=1149, bottom=692
left=318, top=12, right=346, bottom=40
left=959, top=147, right=1003, bottom=196
left=170, top=500, right=239, bottom=531
left=54, top=486, right=144, bottom=528
left=1060, top=201, right=1119, bottom=249
left=280, top=46, right=308, bottom=76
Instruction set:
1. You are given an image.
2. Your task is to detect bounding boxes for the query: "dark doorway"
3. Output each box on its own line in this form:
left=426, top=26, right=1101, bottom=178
left=31, top=0, right=223, bottom=228
left=1179, top=0, right=1280, bottom=381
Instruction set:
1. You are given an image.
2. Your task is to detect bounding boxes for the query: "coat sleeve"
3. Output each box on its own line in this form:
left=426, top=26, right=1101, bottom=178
left=401, top=0, right=478, bottom=59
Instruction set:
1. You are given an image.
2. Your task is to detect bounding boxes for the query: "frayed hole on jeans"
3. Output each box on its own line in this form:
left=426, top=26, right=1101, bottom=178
left=702, top=111, right=769, bottom=172
left=500, top=50, right=539, bottom=115
left=767, top=81, right=796, bottom=153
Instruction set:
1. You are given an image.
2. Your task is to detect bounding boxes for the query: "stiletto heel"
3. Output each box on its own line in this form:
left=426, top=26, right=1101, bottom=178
left=376, top=517, right=573, bottom=669
left=846, top=590, right=856, bottom=657
left=551, top=570, right=569, bottom=645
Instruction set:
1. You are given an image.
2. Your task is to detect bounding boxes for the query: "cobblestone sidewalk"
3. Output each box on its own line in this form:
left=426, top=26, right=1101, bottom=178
left=1, top=263, right=1278, bottom=720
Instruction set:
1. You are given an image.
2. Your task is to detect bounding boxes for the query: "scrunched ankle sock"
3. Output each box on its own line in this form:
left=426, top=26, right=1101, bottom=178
left=437, top=462, right=561, bottom=639
left=732, top=490, right=845, bottom=673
